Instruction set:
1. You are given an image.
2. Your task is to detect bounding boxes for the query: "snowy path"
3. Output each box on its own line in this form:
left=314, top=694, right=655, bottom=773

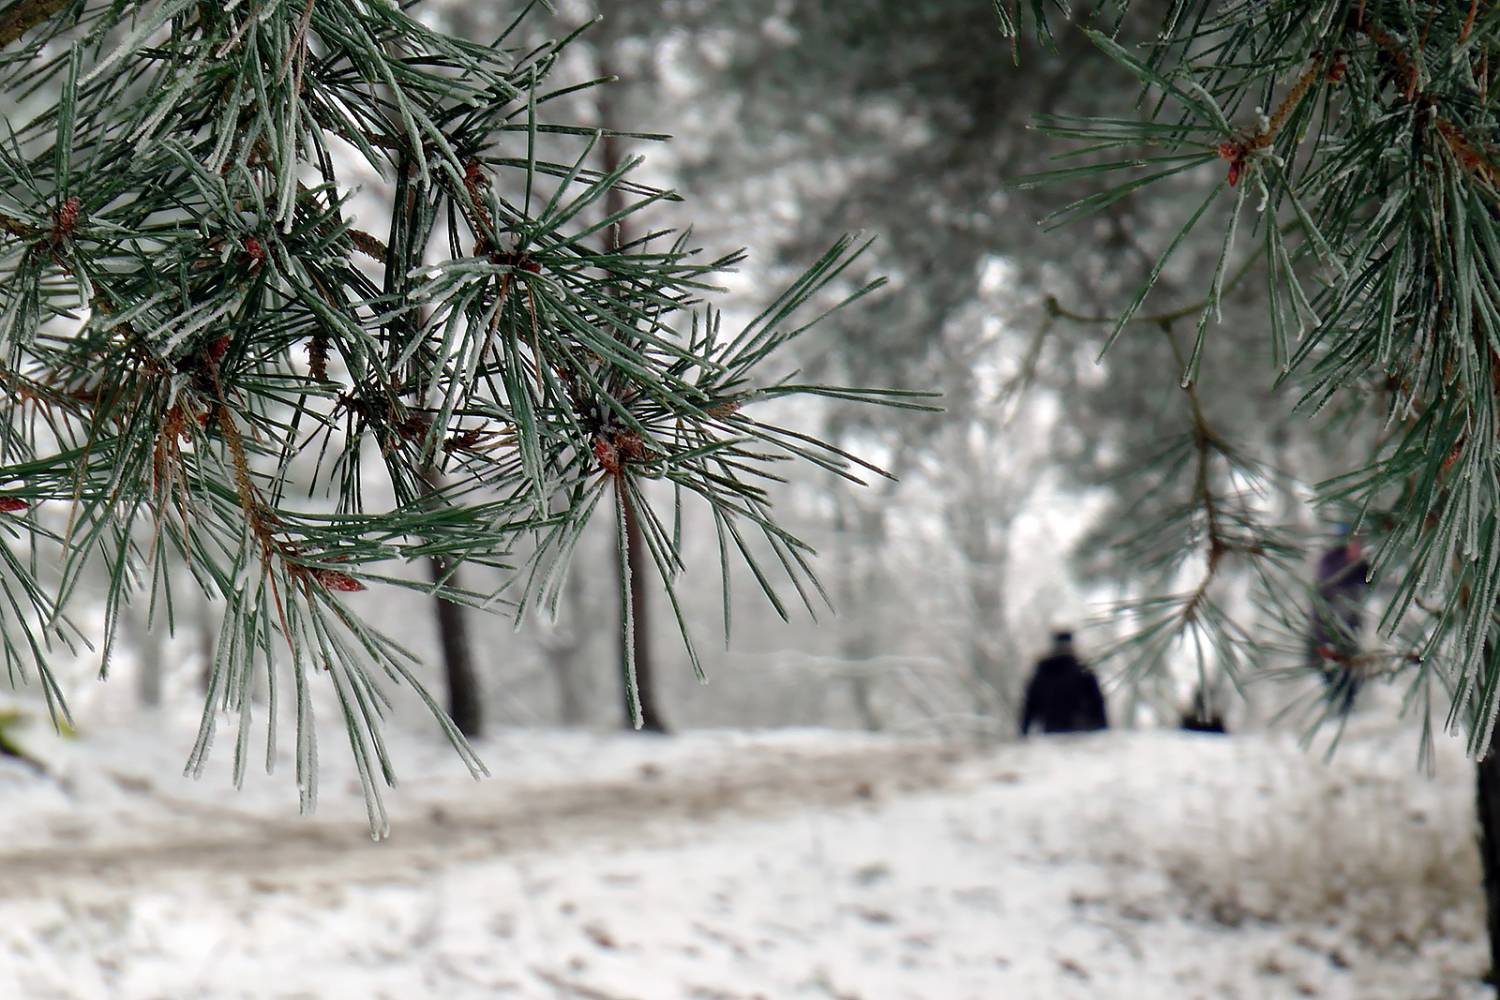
left=0, top=721, right=1491, bottom=999
left=0, top=739, right=965, bottom=894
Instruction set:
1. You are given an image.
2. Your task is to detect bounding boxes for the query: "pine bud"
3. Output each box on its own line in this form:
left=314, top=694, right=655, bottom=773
left=314, top=568, right=366, bottom=592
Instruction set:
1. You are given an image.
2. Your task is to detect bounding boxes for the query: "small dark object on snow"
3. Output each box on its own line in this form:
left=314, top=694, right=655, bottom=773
left=1180, top=685, right=1227, bottom=734
left=0, top=711, right=45, bottom=774
left=1181, top=713, right=1227, bottom=734
left=1307, top=528, right=1370, bottom=715
left=1020, top=631, right=1108, bottom=736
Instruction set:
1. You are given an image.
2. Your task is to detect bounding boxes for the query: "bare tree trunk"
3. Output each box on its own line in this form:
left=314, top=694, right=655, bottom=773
left=417, top=460, right=483, bottom=737
left=371, top=50, right=488, bottom=738
left=832, top=488, right=882, bottom=731
left=961, top=554, right=1010, bottom=711
left=422, top=475, right=483, bottom=738
left=597, top=42, right=665, bottom=734
left=130, top=602, right=163, bottom=708
left=1478, top=751, right=1500, bottom=985
left=618, top=486, right=667, bottom=732
left=550, top=639, right=588, bottom=727
left=544, top=566, right=590, bottom=726
left=848, top=668, right=880, bottom=732
left=1479, top=640, right=1500, bottom=984
left=940, top=361, right=1023, bottom=723
left=1475, top=643, right=1500, bottom=983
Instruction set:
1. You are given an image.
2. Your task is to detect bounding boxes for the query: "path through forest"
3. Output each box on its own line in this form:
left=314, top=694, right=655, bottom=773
left=0, top=737, right=968, bottom=895
left=0, top=721, right=1489, bottom=999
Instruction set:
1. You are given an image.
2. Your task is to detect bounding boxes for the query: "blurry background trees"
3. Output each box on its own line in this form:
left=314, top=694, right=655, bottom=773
left=7, top=0, right=1408, bottom=744
left=1000, top=0, right=1500, bottom=970
left=543, top=0, right=1380, bottom=733
left=0, top=0, right=923, bottom=837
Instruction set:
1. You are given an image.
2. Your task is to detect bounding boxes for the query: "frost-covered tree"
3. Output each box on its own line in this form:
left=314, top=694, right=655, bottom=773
left=0, top=0, right=921, bottom=832
left=1012, top=0, right=1500, bottom=975
left=660, top=0, right=1349, bottom=724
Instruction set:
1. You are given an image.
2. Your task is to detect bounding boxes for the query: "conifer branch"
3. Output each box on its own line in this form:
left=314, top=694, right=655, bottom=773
left=0, top=212, right=34, bottom=239
left=1164, top=320, right=1227, bottom=625
left=1021, top=0, right=1500, bottom=740
left=0, top=0, right=903, bottom=824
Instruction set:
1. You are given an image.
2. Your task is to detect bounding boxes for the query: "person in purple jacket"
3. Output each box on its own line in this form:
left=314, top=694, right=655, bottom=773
left=1307, top=527, right=1370, bottom=714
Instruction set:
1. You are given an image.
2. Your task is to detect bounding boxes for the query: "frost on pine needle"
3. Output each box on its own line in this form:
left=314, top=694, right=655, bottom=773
left=0, top=0, right=925, bottom=829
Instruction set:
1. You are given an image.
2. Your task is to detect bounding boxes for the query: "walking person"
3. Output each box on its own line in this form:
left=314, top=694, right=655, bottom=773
left=1020, top=631, right=1108, bottom=736
left=1307, top=527, right=1370, bottom=714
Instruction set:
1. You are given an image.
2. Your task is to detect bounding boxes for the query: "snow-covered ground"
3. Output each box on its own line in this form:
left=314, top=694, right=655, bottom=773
left=0, top=712, right=1489, bottom=999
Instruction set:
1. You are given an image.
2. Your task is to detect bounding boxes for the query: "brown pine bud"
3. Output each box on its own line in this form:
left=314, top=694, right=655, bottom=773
left=314, top=568, right=366, bottom=592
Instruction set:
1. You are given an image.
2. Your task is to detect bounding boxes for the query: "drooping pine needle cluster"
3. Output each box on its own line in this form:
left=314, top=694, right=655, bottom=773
left=1018, top=1, right=1500, bottom=751
left=0, top=0, right=924, bottom=831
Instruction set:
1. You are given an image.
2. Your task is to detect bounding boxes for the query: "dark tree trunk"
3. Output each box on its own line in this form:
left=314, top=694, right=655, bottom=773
left=597, top=43, right=665, bottom=734
left=1479, top=749, right=1500, bottom=984
left=377, top=69, right=484, bottom=740
left=545, top=565, right=589, bottom=726
left=415, top=461, right=481, bottom=736
left=619, top=486, right=666, bottom=732
left=1476, top=643, right=1500, bottom=983
left=427, top=555, right=483, bottom=738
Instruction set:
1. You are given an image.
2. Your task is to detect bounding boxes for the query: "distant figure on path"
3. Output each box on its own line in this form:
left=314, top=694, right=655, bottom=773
left=1179, top=684, right=1226, bottom=734
left=1307, top=527, right=1370, bottom=714
left=1020, top=631, right=1108, bottom=736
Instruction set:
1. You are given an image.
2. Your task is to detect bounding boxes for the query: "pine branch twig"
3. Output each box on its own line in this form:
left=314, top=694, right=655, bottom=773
left=0, top=0, right=67, bottom=48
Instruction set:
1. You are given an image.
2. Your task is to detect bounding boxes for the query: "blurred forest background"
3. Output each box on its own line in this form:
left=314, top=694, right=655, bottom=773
left=7, top=3, right=1496, bottom=996
left=11, top=0, right=1386, bottom=742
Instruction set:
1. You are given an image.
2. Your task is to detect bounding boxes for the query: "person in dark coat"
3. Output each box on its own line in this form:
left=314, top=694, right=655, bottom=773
left=1180, top=684, right=1226, bottom=734
left=1020, top=631, right=1108, bottom=735
left=1307, top=528, right=1370, bottom=714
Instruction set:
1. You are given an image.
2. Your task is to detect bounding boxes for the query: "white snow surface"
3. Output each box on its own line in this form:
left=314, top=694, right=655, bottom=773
left=0, top=711, right=1490, bottom=999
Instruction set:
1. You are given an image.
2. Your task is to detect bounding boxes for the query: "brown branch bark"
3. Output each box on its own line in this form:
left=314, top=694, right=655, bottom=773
left=0, top=211, right=34, bottom=238
left=0, top=0, right=68, bottom=49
